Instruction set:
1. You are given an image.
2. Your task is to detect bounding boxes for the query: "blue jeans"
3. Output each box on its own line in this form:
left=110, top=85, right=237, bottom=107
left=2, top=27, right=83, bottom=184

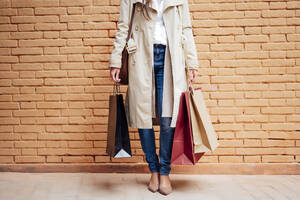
left=138, top=44, right=175, bottom=176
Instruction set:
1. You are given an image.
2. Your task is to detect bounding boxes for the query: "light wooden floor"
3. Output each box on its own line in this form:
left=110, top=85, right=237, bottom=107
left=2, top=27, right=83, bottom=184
left=0, top=172, right=299, bottom=200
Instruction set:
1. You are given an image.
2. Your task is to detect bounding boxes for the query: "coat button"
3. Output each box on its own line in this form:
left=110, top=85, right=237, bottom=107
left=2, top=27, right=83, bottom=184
left=135, top=25, right=138, bottom=31
left=137, top=6, right=141, bottom=12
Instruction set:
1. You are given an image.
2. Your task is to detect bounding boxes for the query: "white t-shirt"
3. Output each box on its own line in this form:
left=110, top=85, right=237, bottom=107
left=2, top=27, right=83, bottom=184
left=153, top=0, right=167, bottom=45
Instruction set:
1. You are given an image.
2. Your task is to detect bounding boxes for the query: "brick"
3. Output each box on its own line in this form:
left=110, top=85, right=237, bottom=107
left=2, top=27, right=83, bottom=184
left=237, top=115, right=267, bottom=123
left=38, top=133, right=85, bottom=140
left=93, top=0, right=110, bottom=6
left=236, top=132, right=269, bottom=139
left=68, top=148, right=105, bottom=155
left=44, top=109, right=60, bottom=116
left=60, top=0, right=92, bottom=7
left=19, top=39, right=66, bottom=47
left=84, top=6, right=119, bottom=14
left=0, top=40, right=17, bottom=47
left=21, top=133, right=38, bottom=140
left=35, top=7, right=67, bottom=15
left=262, top=155, right=295, bottom=163
left=38, top=148, right=67, bottom=155
left=84, top=22, right=116, bottom=30
left=0, top=56, right=18, bottom=63
left=20, top=55, right=67, bottom=63
left=60, top=63, right=92, bottom=70
left=60, top=47, right=91, bottom=54
left=67, top=54, right=84, bottom=62
left=20, top=102, right=36, bottom=109
left=66, top=39, right=83, bottom=46
left=262, top=139, right=295, bottom=147
left=35, top=23, right=67, bottom=31
left=36, top=87, right=68, bottom=94
left=15, top=156, right=45, bottom=163
left=67, top=7, right=83, bottom=14
left=0, top=141, right=13, bottom=148
left=211, top=108, right=242, bottom=115
left=18, top=24, right=34, bottom=31
left=244, top=156, right=261, bottom=163
left=236, top=2, right=269, bottom=10
left=12, top=79, right=43, bottom=86
left=0, top=156, right=14, bottom=163
left=11, top=16, right=59, bottom=23
left=12, top=0, right=59, bottom=8
left=212, top=76, right=244, bottom=83
left=12, top=63, right=43, bottom=71
left=219, top=156, right=243, bottom=163
left=44, top=31, right=59, bottom=39
left=60, top=30, right=107, bottom=38
left=0, top=110, right=11, bottom=117
left=218, top=139, right=243, bottom=147
left=44, top=78, right=92, bottom=86
left=261, top=107, right=294, bottom=114
left=13, top=110, right=44, bottom=117
left=262, top=123, right=296, bottom=131
left=0, top=24, right=17, bottom=31
left=0, top=118, right=19, bottom=124
left=235, top=99, right=268, bottom=106
left=37, top=102, right=68, bottom=109
left=95, top=156, right=110, bottom=162
left=68, top=141, right=93, bottom=148
left=12, top=48, right=43, bottom=55
left=44, top=47, right=59, bottom=55
left=46, top=156, right=62, bottom=162
left=244, top=139, right=262, bottom=147
left=15, top=141, right=46, bottom=148
left=61, top=94, right=93, bottom=101
left=46, top=141, right=67, bottom=148
left=36, top=71, right=67, bottom=78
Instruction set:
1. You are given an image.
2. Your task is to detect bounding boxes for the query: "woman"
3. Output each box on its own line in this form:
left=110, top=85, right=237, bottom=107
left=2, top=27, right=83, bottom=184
left=109, top=0, right=199, bottom=195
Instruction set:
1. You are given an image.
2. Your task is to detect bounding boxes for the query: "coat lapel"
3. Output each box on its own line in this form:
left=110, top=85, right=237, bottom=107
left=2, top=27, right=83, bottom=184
left=132, top=0, right=184, bottom=13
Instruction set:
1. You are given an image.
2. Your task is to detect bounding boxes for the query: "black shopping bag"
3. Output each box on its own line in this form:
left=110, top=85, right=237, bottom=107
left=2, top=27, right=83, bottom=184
left=106, top=81, right=132, bottom=158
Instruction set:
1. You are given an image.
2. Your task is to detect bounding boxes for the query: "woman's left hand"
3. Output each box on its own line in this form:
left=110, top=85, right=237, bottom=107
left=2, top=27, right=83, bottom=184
left=188, top=68, right=198, bottom=83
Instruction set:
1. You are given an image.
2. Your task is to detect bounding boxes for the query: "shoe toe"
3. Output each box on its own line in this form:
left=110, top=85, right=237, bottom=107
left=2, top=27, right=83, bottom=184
left=159, top=186, right=172, bottom=195
left=148, top=183, right=159, bottom=192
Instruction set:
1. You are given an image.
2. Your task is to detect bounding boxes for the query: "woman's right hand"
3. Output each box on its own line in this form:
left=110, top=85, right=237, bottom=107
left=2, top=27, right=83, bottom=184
left=110, top=67, right=121, bottom=82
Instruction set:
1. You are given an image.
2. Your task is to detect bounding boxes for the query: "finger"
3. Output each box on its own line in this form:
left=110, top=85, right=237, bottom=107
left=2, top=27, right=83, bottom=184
left=116, top=70, right=120, bottom=82
left=112, top=71, right=116, bottom=82
left=110, top=70, right=115, bottom=80
left=193, top=71, right=197, bottom=80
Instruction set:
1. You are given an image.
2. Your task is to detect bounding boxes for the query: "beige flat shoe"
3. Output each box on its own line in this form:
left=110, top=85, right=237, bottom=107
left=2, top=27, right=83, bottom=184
left=147, top=172, right=159, bottom=192
left=158, top=175, right=172, bottom=195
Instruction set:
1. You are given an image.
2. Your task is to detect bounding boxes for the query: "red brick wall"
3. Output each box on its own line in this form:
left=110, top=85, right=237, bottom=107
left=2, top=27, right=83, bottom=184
left=0, top=0, right=299, bottom=168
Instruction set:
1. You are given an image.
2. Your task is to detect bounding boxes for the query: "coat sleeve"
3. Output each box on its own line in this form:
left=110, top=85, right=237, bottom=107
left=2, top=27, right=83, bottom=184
left=181, top=0, right=199, bottom=71
left=108, top=0, right=130, bottom=69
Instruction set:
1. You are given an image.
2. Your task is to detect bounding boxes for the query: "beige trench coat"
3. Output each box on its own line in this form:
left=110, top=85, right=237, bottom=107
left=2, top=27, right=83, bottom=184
left=109, top=0, right=199, bottom=129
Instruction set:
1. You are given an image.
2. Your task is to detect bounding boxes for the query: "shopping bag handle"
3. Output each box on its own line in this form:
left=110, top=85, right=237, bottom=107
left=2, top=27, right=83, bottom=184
left=185, top=68, right=202, bottom=94
left=113, top=81, right=120, bottom=95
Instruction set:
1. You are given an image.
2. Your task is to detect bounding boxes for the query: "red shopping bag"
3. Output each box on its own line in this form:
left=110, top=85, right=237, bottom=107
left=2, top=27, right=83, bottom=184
left=171, top=91, right=204, bottom=165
